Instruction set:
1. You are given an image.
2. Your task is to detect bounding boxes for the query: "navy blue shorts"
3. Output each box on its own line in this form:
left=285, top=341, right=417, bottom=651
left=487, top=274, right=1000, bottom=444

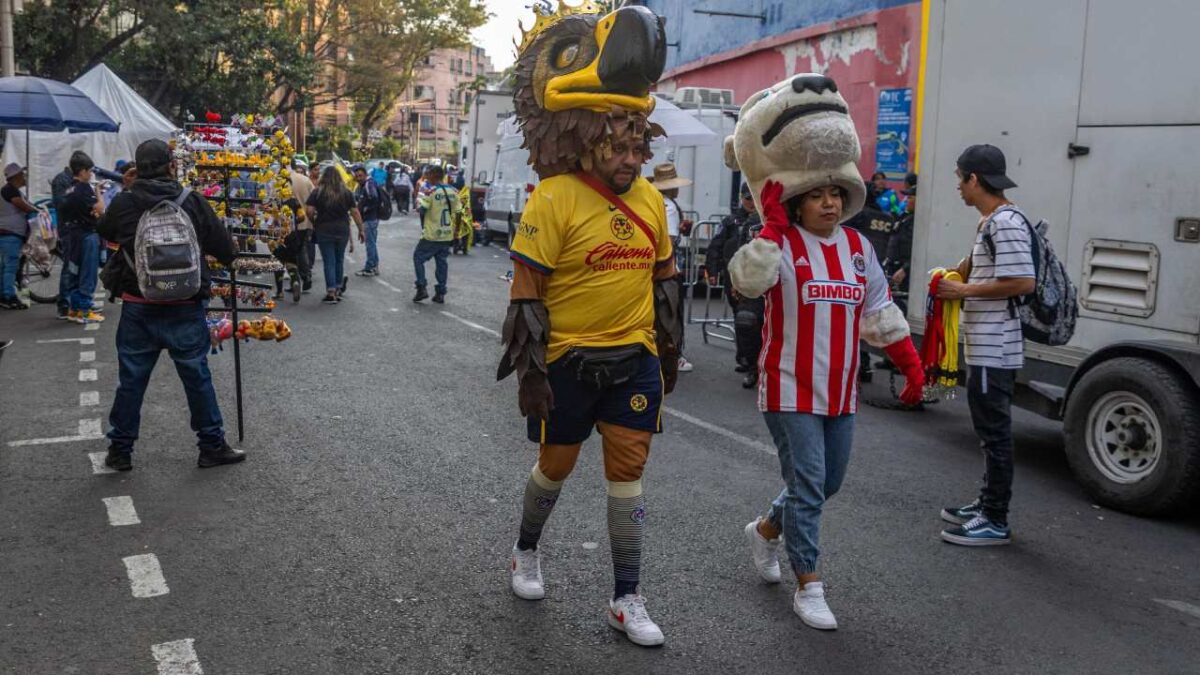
left=527, top=351, right=664, bottom=445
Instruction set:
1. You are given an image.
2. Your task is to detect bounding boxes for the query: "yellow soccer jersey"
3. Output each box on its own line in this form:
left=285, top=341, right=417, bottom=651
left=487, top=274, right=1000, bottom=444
left=511, top=174, right=672, bottom=363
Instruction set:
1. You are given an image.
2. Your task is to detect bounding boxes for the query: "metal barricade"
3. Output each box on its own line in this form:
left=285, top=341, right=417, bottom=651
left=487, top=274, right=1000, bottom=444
left=684, top=219, right=735, bottom=344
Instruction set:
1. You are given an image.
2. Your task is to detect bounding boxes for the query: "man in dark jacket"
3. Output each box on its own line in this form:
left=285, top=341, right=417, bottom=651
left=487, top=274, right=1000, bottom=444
left=886, top=172, right=917, bottom=313
left=96, top=139, right=243, bottom=472
left=706, top=184, right=764, bottom=387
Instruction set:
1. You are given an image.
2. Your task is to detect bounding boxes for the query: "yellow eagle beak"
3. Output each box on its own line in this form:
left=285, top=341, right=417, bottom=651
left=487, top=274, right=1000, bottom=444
left=544, top=6, right=665, bottom=114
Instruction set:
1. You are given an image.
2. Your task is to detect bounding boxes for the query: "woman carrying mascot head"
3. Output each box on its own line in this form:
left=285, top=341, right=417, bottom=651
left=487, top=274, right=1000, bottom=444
left=727, top=74, right=925, bottom=631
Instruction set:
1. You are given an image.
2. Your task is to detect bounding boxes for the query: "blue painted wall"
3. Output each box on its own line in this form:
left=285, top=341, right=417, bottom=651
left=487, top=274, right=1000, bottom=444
left=642, top=0, right=918, bottom=71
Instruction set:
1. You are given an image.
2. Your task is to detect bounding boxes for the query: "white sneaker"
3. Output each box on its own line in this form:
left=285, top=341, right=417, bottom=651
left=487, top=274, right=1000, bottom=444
left=677, top=357, right=694, bottom=372
left=510, top=544, right=545, bottom=600
left=793, top=582, right=838, bottom=630
left=608, top=594, right=665, bottom=646
left=744, top=520, right=782, bottom=583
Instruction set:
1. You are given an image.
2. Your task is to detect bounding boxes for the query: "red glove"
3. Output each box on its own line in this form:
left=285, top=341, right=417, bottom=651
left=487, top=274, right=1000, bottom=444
left=883, top=338, right=925, bottom=406
left=758, top=180, right=790, bottom=245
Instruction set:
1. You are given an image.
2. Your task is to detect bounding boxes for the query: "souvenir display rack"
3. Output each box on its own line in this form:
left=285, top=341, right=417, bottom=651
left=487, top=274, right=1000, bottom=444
left=181, top=116, right=298, bottom=443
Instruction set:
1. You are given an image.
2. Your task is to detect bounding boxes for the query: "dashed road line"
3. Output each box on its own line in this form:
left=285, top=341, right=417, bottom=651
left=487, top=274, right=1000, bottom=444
left=374, top=276, right=407, bottom=294
left=123, top=553, right=169, bottom=598
left=36, top=337, right=95, bottom=344
left=79, top=368, right=98, bottom=381
left=439, top=311, right=501, bottom=338
left=80, top=350, right=96, bottom=362
left=662, top=406, right=776, bottom=456
left=1154, top=598, right=1200, bottom=620
left=102, top=496, right=141, bottom=526
left=8, top=419, right=105, bottom=447
left=88, top=452, right=116, bottom=474
left=151, top=639, right=204, bottom=675
left=84, top=322, right=100, bottom=331
left=80, top=391, right=100, bottom=406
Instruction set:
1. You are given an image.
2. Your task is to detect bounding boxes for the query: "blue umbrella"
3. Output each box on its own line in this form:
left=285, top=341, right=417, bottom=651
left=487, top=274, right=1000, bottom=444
left=0, top=76, right=120, bottom=132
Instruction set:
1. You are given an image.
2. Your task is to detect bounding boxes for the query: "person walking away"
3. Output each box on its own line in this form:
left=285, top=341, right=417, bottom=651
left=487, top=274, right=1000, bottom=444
left=52, top=151, right=93, bottom=318
left=306, top=166, right=365, bottom=305
left=706, top=183, right=763, bottom=387
left=412, top=165, right=460, bottom=304
left=392, top=169, right=412, bottom=215
left=96, top=139, right=245, bottom=472
left=885, top=173, right=917, bottom=313
left=0, top=164, right=38, bottom=309
left=650, top=162, right=694, bottom=374
left=935, top=145, right=1034, bottom=546
left=352, top=165, right=383, bottom=277
left=451, top=183, right=474, bottom=255
left=370, top=163, right=390, bottom=202
left=288, top=159, right=315, bottom=293
left=59, top=153, right=106, bottom=323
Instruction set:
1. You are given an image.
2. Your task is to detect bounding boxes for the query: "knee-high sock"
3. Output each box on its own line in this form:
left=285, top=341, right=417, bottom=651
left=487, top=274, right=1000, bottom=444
left=517, top=465, right=563, bottom=551
left=607, top=479, right=645, bottom=599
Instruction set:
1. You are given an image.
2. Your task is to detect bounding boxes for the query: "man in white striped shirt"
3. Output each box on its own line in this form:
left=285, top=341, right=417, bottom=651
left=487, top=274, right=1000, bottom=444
left=934, top=145, right=1035, bottom=546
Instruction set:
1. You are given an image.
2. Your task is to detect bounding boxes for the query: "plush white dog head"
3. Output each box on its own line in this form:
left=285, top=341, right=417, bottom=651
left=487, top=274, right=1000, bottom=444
left=724, top=74, right=865, bottom=224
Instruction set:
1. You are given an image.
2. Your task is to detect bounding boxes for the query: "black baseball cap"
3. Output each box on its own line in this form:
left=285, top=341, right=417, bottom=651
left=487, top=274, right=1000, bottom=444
left=957, top=144, right=1016, bottom=190
left=739, top=182, right=753, bottom=198
left=135, top=139, right=172, bottom=177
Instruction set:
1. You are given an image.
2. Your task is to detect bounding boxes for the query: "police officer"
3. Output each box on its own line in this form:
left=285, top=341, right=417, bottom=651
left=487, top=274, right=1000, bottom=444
left=706, top=183, right=764, bottom=388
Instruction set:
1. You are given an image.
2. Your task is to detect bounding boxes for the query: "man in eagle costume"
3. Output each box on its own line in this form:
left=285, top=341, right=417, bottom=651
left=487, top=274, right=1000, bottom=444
left=496, top=0, right=679, bottom=648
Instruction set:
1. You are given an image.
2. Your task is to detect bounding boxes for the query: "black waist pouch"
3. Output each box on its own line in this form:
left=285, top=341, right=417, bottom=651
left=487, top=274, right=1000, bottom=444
left=564, top=344, right=645, bottom=390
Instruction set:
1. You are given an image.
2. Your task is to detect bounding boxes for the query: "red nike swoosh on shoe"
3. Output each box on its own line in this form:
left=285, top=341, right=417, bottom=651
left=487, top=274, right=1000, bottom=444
left=611, top=610, right=625, bottom=623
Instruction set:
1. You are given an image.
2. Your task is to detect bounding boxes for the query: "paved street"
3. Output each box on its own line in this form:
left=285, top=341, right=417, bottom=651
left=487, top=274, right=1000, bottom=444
left=2, top=213, right=1197, bottom=675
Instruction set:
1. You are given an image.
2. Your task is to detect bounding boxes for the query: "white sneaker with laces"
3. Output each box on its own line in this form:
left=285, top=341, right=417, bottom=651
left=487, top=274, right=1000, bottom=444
left=608, top=594, right=665, bottom=646
left=677, top=357, right=694, bottom=372
left=793, top=582, right=838, bottom=630
left=744, top=520, right=782, bottom=583
left=510, top=544, right=544, bottom=600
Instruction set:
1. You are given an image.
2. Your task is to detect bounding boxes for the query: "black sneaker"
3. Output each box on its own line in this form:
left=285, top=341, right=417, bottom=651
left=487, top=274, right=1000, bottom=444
left=742, top=371, right=759, bottom=389
left=432, top=293, right=445, bottom=304
left=941, top=500, right=982, bottom=525
left=302, top=280, right=313, bottom=293
left=322, top=293, right=339, bottom=305
left=197, top=443, right=246, bottom=468
left=941, top=515, right=1011, bottom=547
left=412, top=288, right=429, bottom=303
left=104, top=447, right=133, bottom=472
left=340, top=275, right=348, bottom=293
left=355, top=269, right=374, bottom=277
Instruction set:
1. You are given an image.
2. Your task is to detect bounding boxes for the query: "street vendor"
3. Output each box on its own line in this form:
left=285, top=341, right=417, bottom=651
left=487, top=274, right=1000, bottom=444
left=495, top=2, right=679, bottom=648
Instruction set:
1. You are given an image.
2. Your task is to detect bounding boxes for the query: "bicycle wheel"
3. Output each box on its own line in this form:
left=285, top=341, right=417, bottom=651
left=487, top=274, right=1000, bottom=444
left=19, top=252, right=62, bottom=304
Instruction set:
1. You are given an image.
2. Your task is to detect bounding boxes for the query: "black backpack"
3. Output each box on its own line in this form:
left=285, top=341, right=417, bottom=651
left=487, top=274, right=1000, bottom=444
left=375, top=181, right=393, bottom=220
left=983, top=206, right=1078, bottom=346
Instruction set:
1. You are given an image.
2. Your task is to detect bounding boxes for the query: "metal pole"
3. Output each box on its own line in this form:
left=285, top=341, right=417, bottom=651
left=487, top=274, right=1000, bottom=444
left=231, top=267, right=245, bottom=443
left=0, top=0, right=14, bottom=78
left=469, top=95, right=482, bottom=190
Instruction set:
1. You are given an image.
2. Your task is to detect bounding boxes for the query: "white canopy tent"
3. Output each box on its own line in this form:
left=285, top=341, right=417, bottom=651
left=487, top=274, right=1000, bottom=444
left=2, top=64, right=178, bottom=201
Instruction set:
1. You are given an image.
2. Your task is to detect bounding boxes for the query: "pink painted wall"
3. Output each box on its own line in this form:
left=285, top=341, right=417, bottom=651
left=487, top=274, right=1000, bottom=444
left=661, top=4, right=921, bottom=181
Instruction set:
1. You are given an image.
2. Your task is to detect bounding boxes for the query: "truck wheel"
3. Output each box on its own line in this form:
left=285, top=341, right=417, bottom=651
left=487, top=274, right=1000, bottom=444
left=1063, top=357, right=1200, bottom=516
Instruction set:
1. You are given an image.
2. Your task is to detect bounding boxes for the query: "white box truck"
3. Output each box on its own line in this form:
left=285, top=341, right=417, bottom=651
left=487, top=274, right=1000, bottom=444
left=912, top=0, right=1200, bottom=515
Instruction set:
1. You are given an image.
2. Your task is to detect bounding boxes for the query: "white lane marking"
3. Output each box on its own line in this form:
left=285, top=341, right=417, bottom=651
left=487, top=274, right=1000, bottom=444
left=79, top=419, right=102, bottom=436
left=79, top=369, right=98, bottom=381
left=9, top=421, right=105, bottom=446
left=439, top=311, right=501, bottom=338
left=37, top=337, right=97, bottom=344
left=93, top=300, right=105, bottom=308
left=662, top=406, right=776, bottom=456
left=102, top=496, right=140, bottom=526
left=152, top=639, right=204, bottom=675
left=1154, top=598, right=1200, bottom=620
left=79, top=351, right=96, bottom=362
left=84, top=322, right=100, bottom=331
left=374, top=276, right=406, bottom=294
left=123, top=553, right=169, bottom=598
left=80, top=391, right=100, bottom=406
left=89, top=452, right=116, bottom=474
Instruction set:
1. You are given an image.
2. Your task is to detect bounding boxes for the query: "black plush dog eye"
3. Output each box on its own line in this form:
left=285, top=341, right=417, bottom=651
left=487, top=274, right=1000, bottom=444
left=554, top=42, right=580, bottom=69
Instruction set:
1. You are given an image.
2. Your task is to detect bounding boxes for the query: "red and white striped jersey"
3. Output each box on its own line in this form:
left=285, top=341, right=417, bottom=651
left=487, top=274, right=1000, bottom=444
left=758, top=224, right=890, bottom=415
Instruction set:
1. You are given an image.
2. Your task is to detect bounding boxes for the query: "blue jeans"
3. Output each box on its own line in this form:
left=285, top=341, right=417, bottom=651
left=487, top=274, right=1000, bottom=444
left=315, top=233, right=347, bottom=293
left=363, top=219, right=380, bottom=271
left=0, top=233, right=21, bottom=300
left=107, top=301, right=225, bottom=453
left=762, top=412, right=855, bottom=575
left=68, top=232, right=100, bottom=311
left=57, top=236, right=77, bottom=313
left=413, top=238, right=450, bottom=294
